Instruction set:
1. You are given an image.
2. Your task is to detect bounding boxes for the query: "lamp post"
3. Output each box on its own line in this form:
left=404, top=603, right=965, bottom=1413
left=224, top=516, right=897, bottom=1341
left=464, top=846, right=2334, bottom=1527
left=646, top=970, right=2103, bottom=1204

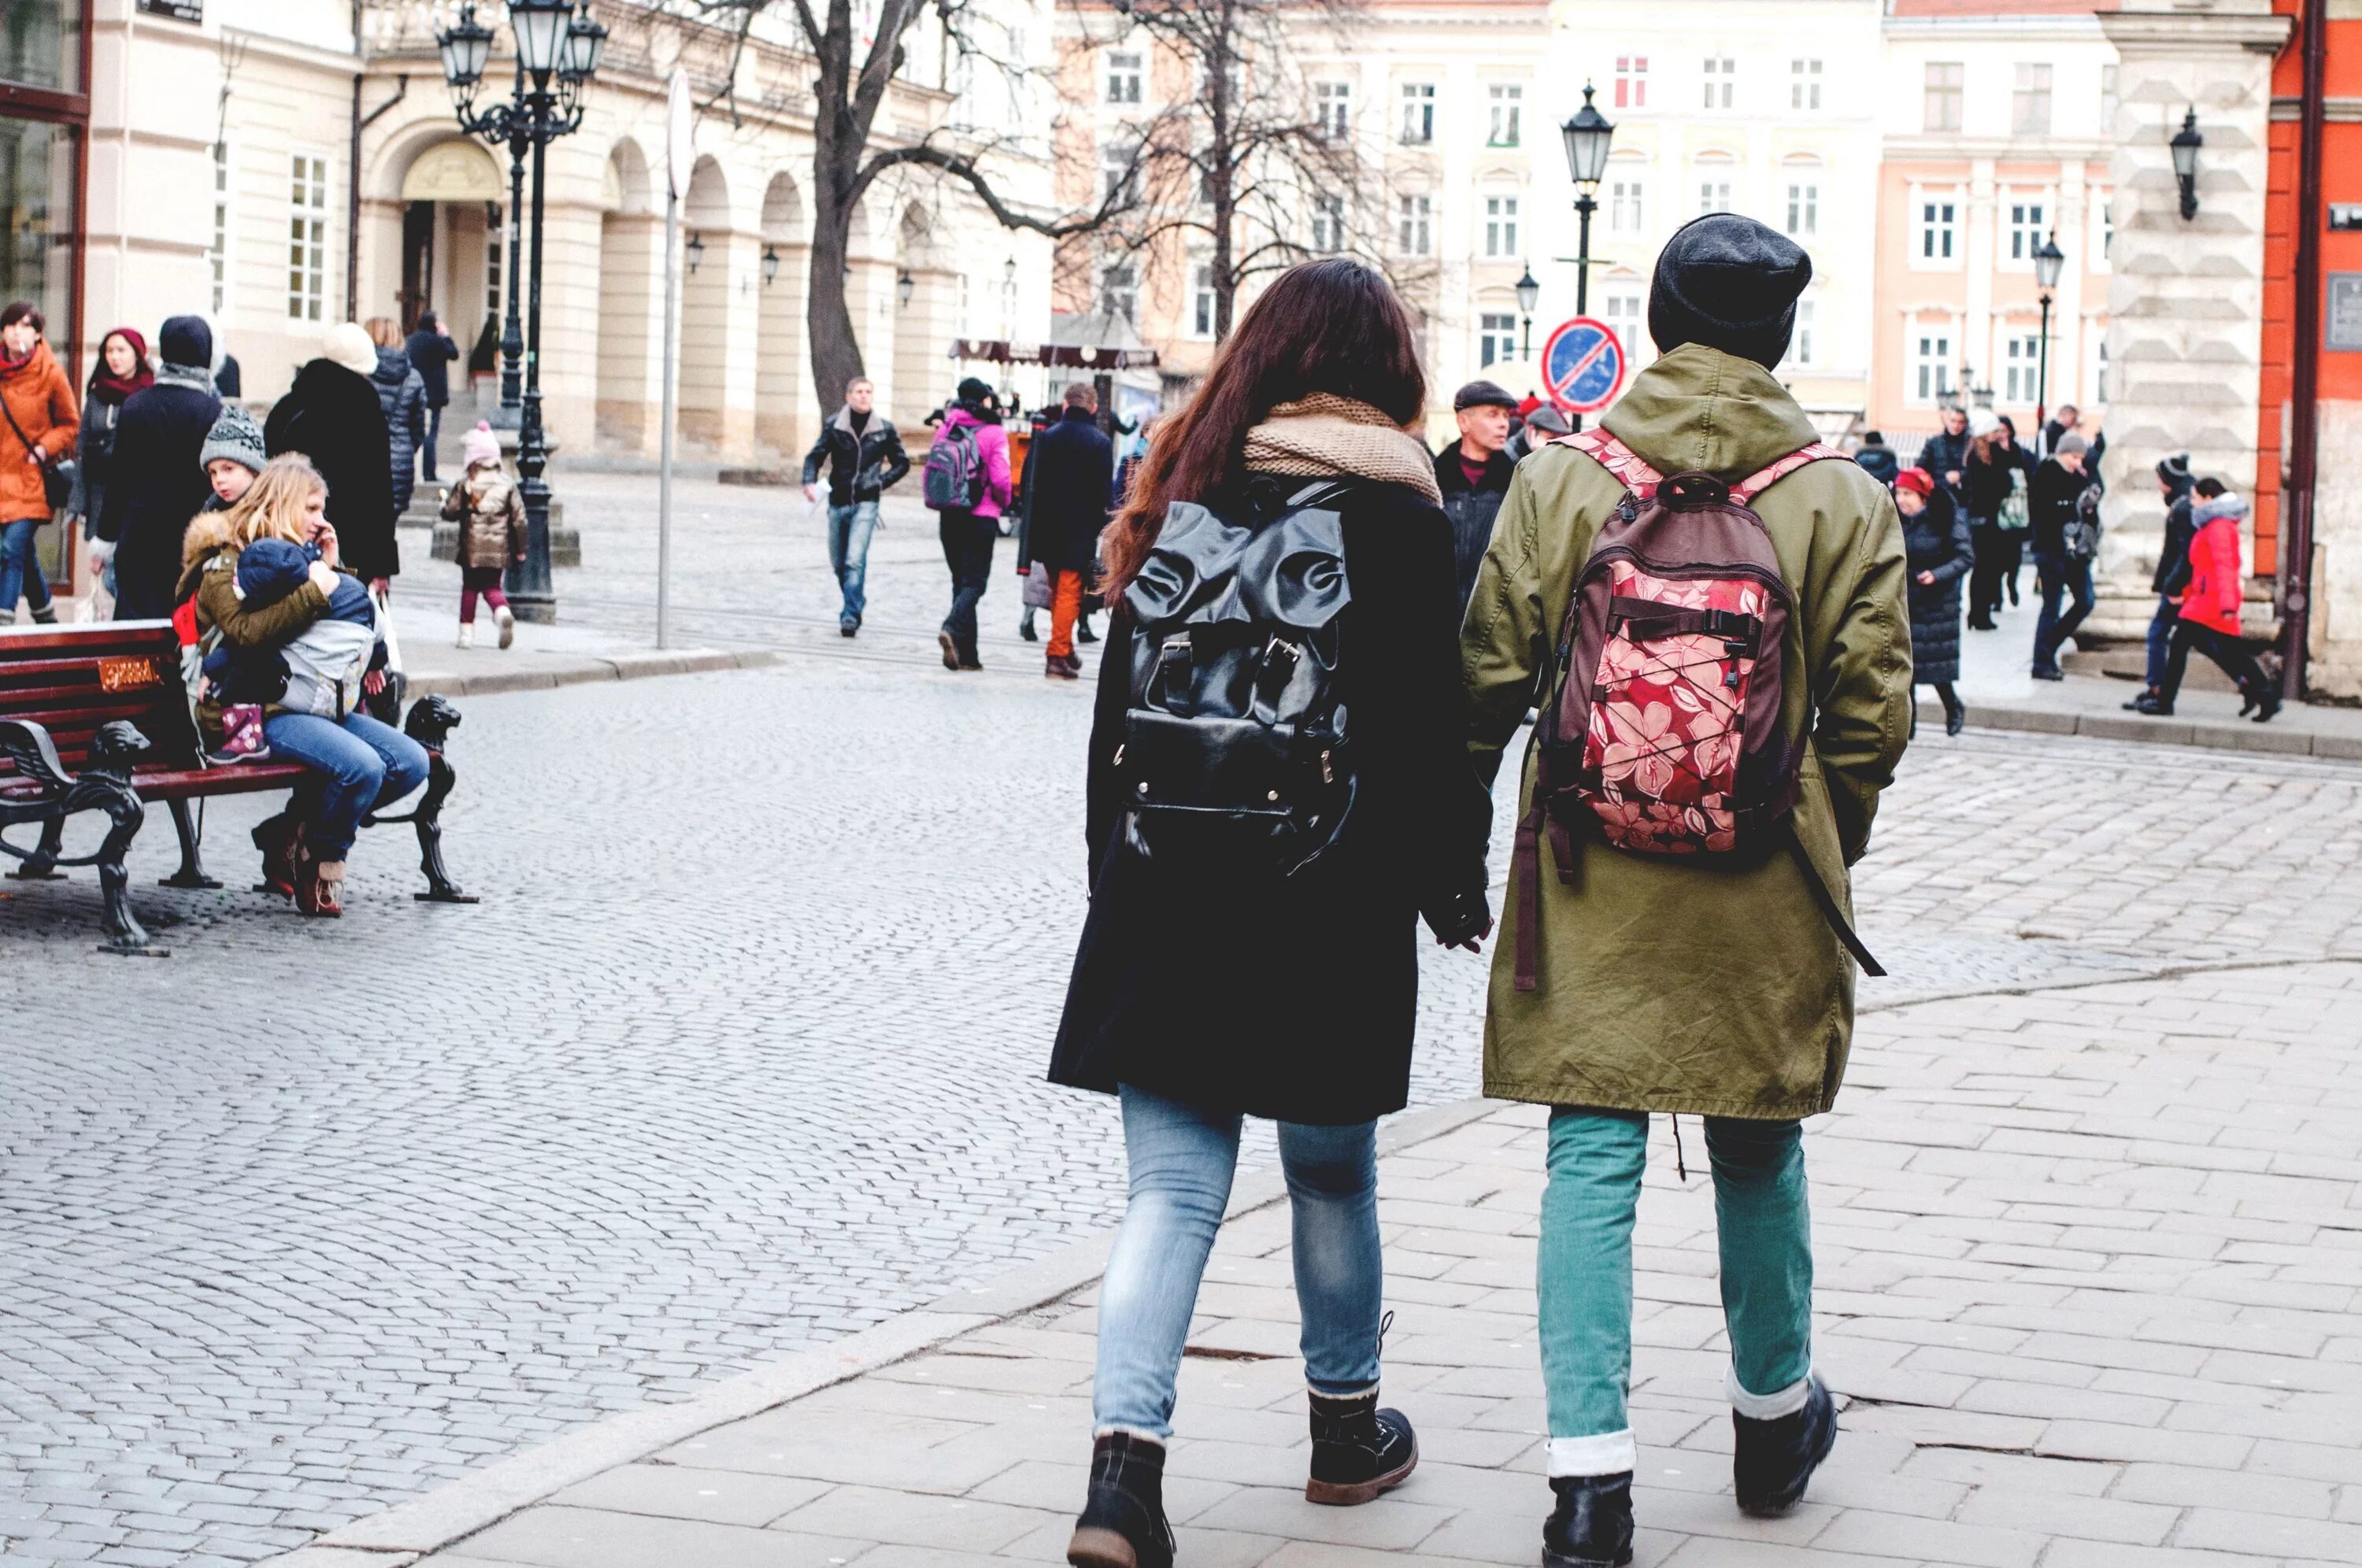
left=1515, top=264, right=1540, bottom=359
left=896, top=271, right=916, bottom=309
left=2032, top=231, right=2065, bottom=433
left=2171, top=107, right=2203, bottom=221
left=435, top=1, right=605, bottom=625
left=761, top=244, right=780, bottom=287
left=1559, top=83, right=1614, bottom=429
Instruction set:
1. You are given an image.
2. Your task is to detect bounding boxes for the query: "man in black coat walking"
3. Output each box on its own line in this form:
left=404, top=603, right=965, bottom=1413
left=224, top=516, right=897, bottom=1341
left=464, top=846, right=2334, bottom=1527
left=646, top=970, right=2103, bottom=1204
left=267, top=322, right=398, bottom=590
left=404, top=313, right=461, bottom=484
left=1024, top=382, right=1114, bottom=679
left=94, top=316, right=221, bottom=621
left=1434, top=379, right=1517, bottom=607
left=1913, top=404, right=1972, bottom=520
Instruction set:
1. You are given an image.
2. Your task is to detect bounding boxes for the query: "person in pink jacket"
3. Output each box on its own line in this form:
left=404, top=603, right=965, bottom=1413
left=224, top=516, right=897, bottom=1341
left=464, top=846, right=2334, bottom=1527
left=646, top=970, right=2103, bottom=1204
left=2135, top=477, right=2279, bottom=722
left=932, top=376, right=1014, bottom=669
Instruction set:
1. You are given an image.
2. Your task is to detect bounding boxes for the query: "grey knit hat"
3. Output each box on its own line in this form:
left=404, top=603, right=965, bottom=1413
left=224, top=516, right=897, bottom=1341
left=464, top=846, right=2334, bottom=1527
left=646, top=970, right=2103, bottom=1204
left=199, top=406, right=265, bottom=475
left=1647, top=213, right=1812, bottom=370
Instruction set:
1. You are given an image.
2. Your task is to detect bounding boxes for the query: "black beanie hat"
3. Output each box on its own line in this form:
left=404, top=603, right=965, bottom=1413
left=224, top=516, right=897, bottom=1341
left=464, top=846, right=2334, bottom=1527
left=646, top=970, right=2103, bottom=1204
left=158, top=314, right=213, bottom=373
left=1646, top=214, right=1812, bottom=371
left=956, top=375, right=993, bottom=407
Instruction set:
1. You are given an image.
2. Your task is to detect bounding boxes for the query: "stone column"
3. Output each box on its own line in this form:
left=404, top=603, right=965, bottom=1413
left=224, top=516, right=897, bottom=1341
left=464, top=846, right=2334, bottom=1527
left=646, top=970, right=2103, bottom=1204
left=2091, top=0, right=2290, bottom=642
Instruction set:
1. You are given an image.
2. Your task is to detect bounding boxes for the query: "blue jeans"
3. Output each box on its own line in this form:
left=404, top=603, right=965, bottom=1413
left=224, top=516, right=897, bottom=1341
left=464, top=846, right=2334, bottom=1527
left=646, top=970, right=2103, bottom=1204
left=263, top=712, right=431, bottom=858
left=2032, top=549, right=2095, bottom=674
left=1094, top=1085, right=1383, bottom=1440
left=1, top=517, right=50, bottom=618
left=827, top=501, right=879, bottom=623
left=1539, top=1109, right=1813, bottom=1477
left=2142, top=593, right=2177, bottom=689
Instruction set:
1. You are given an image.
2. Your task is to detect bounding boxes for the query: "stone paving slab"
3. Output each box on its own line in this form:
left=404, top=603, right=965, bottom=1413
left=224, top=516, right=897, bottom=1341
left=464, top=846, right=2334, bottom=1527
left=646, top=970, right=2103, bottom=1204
left=334, top=960, right=2362, bottom=1568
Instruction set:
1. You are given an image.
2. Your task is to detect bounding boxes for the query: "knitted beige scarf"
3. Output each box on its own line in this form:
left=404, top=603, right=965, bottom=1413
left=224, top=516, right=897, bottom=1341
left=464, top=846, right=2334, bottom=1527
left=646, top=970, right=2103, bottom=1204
left=1242, top=393, right=1442, bottom=503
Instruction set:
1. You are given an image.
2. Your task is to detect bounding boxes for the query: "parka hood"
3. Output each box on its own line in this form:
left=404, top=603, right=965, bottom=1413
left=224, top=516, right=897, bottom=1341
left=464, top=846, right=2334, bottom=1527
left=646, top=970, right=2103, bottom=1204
left=1600, top=343, right=1818, bottom=483
left=372, top=346, right=414, bottom=385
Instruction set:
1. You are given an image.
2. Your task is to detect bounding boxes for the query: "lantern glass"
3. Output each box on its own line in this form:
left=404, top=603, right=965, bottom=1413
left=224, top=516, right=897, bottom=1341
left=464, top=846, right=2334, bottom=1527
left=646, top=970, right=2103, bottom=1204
left=2033, top=234, right=2065, bottom=291
left=1560, top=83, right=1615, bottom=190
left=761, top=245, right=780, bottom=285
left=2169, top=108, right=2201, bottom=180
left=561, top=8, right=608, bottom=82
left=686, top=232, right=705, bottom=274
left=438, top=5, right=495, bottom=89
left=509, top=0, right=572, bottom=78
left=1515, top=266, right=1540, bottom=317
left=897, top=272, right=916, bottom=307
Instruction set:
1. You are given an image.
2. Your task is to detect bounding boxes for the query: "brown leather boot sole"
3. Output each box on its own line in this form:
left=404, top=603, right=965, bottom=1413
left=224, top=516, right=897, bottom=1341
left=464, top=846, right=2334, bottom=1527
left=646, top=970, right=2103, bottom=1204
left=1066, top=1524, right=1139, bottom=1568
left=1305, top=1444, right=1417, bottom=1506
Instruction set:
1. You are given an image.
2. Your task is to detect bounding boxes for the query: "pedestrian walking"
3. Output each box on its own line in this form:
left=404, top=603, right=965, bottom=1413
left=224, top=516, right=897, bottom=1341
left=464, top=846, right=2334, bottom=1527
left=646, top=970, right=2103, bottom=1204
left=1462, top=214, right=1912, bottom=1567
left=1961, top=412, right=2017, bottom=630
left=1912, top=403, right=1971, bottom=520
left=1897, top=465, right=1971, bottom=735
left=923, top=375, right=1011, bottom=670
left=800, top=375, right=910, bottom=637
left=403, top=312, right=461, bottom=484
left=2123, top=454, right=2195, bottom=712
left=0, top=302, right=78, bottom=626
left=365, top=319, right=428, bottom=520
left=1023, top=381, right=1113, bottom=681
left=1990, top=414, right=2034, bottom=611
left=266, top=322, right=398, bottom=592
left=2027, top=433, right=2097, bottom=680
left=94, top=315, right=218, bottom=622
left=1851, top=429, right=1898, bottom=486
left=2038, top=401, right=2105, bottom=471
left=1435, top=379, right=1517, bottom=606
left=441, top=422, right=525, bottom=649
left=2133, top=478, right=2279, bottom=722
left=64, top=327, right=151, bottom=607
left=1052, top=258, right=1494, bottom=1568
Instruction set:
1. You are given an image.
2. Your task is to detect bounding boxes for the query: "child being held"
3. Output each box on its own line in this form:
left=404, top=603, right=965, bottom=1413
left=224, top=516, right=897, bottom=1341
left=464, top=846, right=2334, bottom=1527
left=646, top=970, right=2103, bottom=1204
left=200, top=538, right=381, bottom=760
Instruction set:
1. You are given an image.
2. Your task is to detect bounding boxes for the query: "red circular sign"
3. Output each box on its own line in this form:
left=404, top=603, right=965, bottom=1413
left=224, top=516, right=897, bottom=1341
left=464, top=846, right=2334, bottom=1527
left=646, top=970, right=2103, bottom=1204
left=1541, top=316, right=1628, bottom=416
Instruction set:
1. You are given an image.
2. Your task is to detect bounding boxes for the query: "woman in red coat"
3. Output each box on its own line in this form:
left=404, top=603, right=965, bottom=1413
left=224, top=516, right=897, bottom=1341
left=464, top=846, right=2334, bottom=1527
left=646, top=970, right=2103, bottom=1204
left=2134, top=477, right=2279, bottom=721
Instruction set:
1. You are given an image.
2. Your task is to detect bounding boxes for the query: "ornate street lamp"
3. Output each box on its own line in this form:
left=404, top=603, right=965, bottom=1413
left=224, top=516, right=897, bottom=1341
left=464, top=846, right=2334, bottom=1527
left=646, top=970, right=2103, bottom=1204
left=2171, top=108, right=2203, bottom=221
left=761, top=244, right=780, bottom=287
left=685, top=231, right=705, bottom=275
left=896, top=272, right=916, bottom=308
left=1515, top=264, right=1540, bottom=358
left=1558, top=82, right=1615, bottom=428
left=2033, top=231, right=2066, bottom=431
left=435, top=1, right=605, bottom=624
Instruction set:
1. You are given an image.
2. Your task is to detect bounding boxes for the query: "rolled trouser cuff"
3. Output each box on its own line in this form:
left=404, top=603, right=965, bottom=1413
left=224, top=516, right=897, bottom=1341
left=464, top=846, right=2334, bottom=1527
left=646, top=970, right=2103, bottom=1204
left=1727, top=1366, right=1814, bottom=1420
left=1547, top=1429, right=1637, bottom=1477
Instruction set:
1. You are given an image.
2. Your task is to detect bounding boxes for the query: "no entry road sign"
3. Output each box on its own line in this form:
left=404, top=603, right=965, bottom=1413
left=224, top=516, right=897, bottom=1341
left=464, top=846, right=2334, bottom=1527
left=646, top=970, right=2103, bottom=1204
left=1542, top=316, right=1627, bottom=416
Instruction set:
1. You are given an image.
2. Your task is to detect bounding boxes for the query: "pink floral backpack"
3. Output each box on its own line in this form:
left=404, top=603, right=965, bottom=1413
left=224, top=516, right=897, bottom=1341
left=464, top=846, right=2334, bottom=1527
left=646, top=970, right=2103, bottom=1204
left=1512, top=427, right=1883, bottom=990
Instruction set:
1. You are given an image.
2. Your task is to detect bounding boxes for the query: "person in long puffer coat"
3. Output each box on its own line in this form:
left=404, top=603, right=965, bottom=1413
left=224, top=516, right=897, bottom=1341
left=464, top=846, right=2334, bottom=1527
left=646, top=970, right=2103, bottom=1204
left=1895, top=465, right=1971, bottom=735
left=366, top=320, right=428, bottom=516
left=265, top=322, right=398, bottom=588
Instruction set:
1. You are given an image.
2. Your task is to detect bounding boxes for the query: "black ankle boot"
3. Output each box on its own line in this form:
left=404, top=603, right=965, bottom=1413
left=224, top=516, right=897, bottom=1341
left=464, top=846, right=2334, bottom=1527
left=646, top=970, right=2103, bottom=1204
left=1068, top=1433, right=1172, bottom=1568
left=1732, top=1374, right=1837, bottom=1517
left=1305, top=1389, right=1417, bottom=1505
left=2250, top=686, right=2282, bottom=723
left=1544, top=1472, right=1635, bottom=1567
left=29, top=604, right=57, bottom=623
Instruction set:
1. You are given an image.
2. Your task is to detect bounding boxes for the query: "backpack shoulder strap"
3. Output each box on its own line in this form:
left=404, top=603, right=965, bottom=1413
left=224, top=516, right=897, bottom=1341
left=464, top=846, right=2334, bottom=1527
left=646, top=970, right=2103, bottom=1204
left=1731, top=442, right=1850, bottom=506
left=1551, top=427, right=1664, bottom=501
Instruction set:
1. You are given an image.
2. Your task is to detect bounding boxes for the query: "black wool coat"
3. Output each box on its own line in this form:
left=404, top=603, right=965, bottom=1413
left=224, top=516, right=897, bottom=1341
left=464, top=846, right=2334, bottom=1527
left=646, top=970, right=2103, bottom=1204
left=268, top=359, right=399, bottom=582
left=1435, top=441, right=1513, bottom=608
left=94, top=380, right=222, bottom=621
left=1902, top=488, right=1974, bottom=685
left=404, top=329, right=461, bottom=407
left=1025, top=408, right=1115, bottom=574
left=1049, top=477, right=1493, bottom=1126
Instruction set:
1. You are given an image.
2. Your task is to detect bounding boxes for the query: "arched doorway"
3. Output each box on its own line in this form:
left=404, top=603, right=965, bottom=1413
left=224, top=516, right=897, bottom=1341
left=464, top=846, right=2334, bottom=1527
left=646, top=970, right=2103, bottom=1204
left=679, top=155, right=733, bottom=453
left=757, top=172, right=807, bottom=457
left=596, top=140, right=658, bottom=453
left=891, top=205, right=951, bottom=427
left=398, top=139, right=505, bottom=402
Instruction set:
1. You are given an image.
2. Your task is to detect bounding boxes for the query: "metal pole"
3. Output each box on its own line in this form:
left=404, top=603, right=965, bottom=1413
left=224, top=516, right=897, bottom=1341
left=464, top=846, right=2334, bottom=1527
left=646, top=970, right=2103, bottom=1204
left=658, top=179, right=679, bottom=649
left=497, top=80, right=527, bottom=427
left=1572, top=192, right=1596, bottom=433
left=2035, top=292, right=2051, bottom=436
left=507, top=94, right=556, bottom=621
left=2285, top=0, right=2328, bottom=701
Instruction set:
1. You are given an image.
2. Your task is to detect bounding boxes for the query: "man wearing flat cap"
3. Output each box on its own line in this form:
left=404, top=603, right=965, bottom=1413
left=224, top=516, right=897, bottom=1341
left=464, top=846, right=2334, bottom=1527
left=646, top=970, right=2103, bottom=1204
left=1435, top=379, right=1520, bottom=605
left=1461, top=213, right=1912, bottom=1566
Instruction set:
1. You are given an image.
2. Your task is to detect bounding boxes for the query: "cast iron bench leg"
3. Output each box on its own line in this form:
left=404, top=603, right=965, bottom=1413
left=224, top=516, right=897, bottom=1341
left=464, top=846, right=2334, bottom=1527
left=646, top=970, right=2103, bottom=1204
left=161, top=798, right=224, bottom=889
left=6, top=817, right=65, bottom=880
left=72, top=777, right=165, bottom=957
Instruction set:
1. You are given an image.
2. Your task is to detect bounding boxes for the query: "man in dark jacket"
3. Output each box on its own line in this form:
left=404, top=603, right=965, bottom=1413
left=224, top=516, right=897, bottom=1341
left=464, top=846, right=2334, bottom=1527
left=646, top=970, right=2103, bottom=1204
left=1853, top=431, right=1898, bottom=486
left=1435, top=379, right=1517, bottom=605
left=2027, top=434, right=2094, bottom=679
left=404, top=313, right=461, bottom=483
left=267, top=321, right=398, bottom=590
left=2125, top=453, right=2196, bottom=708
left=801, top=375, right=910, bottom=636
left=1024, top=382, right=1114, bottom=679
left=95, top=315, right=221, bottom=620
left=1912, top=405, right=1971, bottom=518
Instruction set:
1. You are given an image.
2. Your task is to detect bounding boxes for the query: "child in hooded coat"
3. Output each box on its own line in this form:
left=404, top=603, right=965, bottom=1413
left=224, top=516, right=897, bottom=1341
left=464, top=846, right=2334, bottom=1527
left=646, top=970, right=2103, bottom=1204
left=439, top=421, right=525, bottom=649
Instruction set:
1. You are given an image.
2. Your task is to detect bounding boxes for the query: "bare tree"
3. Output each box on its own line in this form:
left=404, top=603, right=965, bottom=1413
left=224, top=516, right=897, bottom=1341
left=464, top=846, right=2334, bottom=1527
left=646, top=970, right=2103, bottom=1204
left=657, top=0, right=1146, bottom=403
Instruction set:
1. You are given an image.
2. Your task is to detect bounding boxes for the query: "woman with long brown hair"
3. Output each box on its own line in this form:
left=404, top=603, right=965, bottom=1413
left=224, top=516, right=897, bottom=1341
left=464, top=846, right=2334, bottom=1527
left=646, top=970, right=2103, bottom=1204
left=1050, top=259, right=1492, bottom=1568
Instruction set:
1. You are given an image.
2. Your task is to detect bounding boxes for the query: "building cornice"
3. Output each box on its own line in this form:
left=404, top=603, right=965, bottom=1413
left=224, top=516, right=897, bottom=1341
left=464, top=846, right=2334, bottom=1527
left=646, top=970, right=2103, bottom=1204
left=2096, top=12, right=2290, bottom=56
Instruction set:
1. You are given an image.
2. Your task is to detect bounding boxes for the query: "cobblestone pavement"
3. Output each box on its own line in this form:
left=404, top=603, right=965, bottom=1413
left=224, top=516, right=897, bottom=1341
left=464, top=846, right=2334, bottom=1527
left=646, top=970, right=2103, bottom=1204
left=4, top=472, right=2361, bottom=1565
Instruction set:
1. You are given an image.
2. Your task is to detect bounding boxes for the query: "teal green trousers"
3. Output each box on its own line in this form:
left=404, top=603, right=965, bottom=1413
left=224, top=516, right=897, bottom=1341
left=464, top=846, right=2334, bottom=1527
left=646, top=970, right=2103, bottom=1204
left=1538, top=1108, right=1814, bottom=1477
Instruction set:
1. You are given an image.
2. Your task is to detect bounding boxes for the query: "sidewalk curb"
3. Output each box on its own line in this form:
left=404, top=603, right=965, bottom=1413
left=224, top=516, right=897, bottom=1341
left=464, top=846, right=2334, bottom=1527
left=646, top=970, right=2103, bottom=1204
left=259, top=1095, right=1501, bottom=1566
left=407, top=648, right=776, bottom=700
left=1927, top=692, right=2362, bottom=760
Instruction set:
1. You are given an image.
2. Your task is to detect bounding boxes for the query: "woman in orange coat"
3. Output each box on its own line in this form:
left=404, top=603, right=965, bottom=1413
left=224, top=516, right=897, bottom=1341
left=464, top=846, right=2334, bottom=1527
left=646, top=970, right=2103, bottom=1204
left=0, top=301, right=79, bottom=623
left=2135, top=476, right=2279, bottom=722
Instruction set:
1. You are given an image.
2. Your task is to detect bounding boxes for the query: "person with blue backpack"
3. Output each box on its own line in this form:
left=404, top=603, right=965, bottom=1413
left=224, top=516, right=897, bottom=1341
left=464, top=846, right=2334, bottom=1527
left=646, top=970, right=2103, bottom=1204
left=924, top=376, right=1013, bottom=669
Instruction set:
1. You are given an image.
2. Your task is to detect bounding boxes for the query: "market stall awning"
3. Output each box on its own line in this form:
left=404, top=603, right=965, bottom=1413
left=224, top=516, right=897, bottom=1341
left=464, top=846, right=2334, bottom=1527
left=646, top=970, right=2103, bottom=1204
left=951, top=338, right=1161, bottom=370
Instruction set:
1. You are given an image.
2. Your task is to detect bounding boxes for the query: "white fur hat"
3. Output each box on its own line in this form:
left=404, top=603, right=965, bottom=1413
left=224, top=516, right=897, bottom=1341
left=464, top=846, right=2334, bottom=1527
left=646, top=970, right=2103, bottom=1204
left=323, top=320, right=378, bottom=378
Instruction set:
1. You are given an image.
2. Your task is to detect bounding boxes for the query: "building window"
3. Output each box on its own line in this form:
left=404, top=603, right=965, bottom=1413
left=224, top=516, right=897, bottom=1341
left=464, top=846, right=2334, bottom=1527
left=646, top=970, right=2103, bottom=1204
left=1101, top=263, right=1138, bottom=322
left=2095, top=338, right=2109, bottom=405
left=1311, top=194, right=1345, bottom=253
left=1191, top=264, right=1216, bottom=338
left=1105, top=50, right=1142, bottom=105
left=1316, top=80, right=1352, bottom=141
left=2008, top=198, right=2046, bottom=262
left=1912, top=329, right=1955, bottom=404
left=1484, top=194, right=1520, bottom=258
left=1785, top=180, right=1818, bottom=237
left=1609, top=174, right=1646, bottom=234
left=1602, top=290, right=1644, bottom=355
left=2012, top=64, right=2053, bottom=136
left=1398, top=194, right=1432, bottom=256
left=1791, top=58, right=1821, bottom=112
left=1400, top=82, right=1435, bottom=145
left=209, top=139, right=231, bottom=315
left=2098, top=194, right=2114, bottom=262
left=1698, top=178, right=1732, bottom=216
left=288, top=153, right=329, bottom=322
left=1919, top=198, right=1957, bottom=261
left=1479, top=312, right=1517, bottom=368
left=1487, top=83, right=1523, bottom=147
left=1102, top=139, right=1142, bottom=205
left=1615, top=56, right=1648, bottom=110
left=1702, top=57, right=1734, bottom=111
left=1924, top=62, right=1963, bottom=133
left=1790, top=299, right=1816, bottom=367
left=2003, top=333, right=2042, bottom=403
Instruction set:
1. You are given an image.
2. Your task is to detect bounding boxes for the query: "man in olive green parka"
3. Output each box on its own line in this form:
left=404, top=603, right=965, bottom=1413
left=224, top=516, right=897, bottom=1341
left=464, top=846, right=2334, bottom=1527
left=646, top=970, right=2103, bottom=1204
left=1461, top=215, right=1912, bottom=1566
